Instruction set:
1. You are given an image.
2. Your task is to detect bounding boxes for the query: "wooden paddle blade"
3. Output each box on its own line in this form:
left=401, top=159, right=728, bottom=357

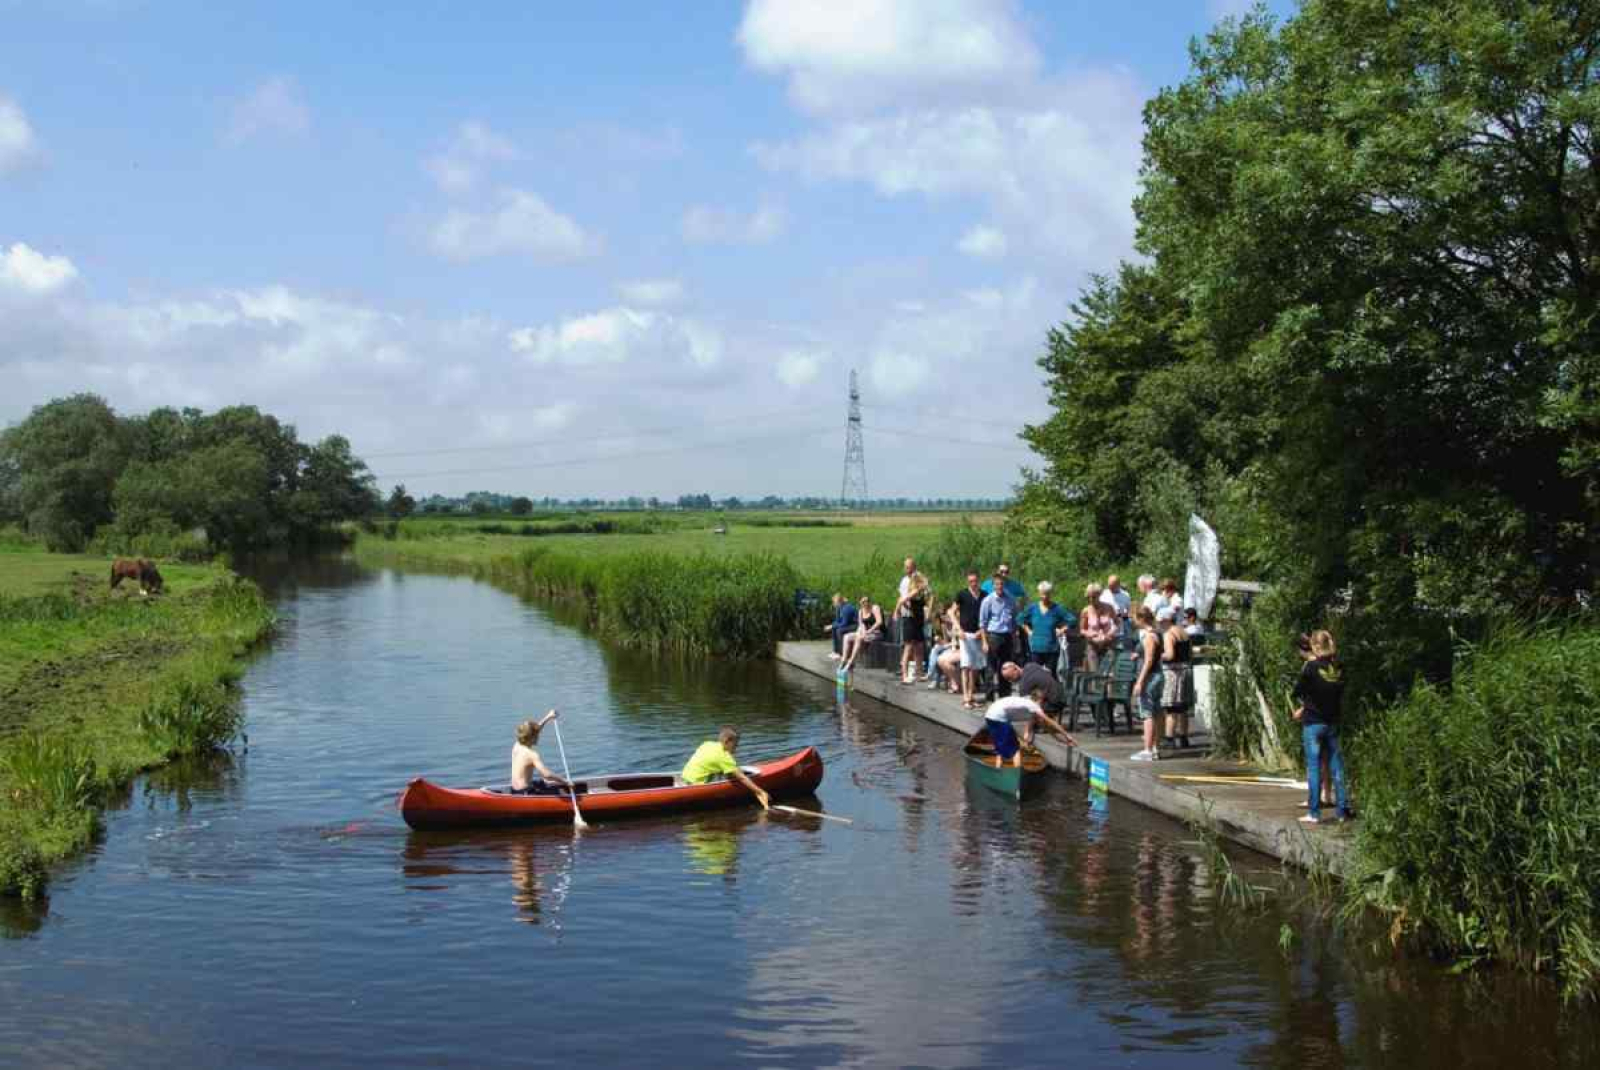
left=773, top=805, right=853, bottom=825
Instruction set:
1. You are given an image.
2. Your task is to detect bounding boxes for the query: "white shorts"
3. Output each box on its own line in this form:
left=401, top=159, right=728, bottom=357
left=960, top=633, right=983, bottom=669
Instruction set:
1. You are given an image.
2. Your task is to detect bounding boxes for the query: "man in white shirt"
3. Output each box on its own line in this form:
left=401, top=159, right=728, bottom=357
left=896, top=557, right=915, bottom=641
left=1139, top=574, right=1165, bottom=615
left=1099, top=574, right=1132, bottom=618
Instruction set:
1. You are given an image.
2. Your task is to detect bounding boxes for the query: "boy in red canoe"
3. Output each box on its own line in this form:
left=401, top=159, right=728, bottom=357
left=681, top=727, right=770, bottom=810
left=511, top=710, right=571, bottom=794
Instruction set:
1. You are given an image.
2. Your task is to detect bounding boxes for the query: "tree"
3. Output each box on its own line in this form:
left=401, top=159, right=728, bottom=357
left=0, top=394, right=131, bottom=550
left=290, top=435, right=379, bottom=530
left=1025, top=0, right=1600, bottom=690
left=509, top=496, right=533, bottom=516
left=387, top=484, right=417, bottom=518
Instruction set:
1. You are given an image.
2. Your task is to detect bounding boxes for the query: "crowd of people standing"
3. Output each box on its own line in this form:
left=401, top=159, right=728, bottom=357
left=822, top=557, right=1353, bottom=822
left=825, top=559, right=1205, bottom=759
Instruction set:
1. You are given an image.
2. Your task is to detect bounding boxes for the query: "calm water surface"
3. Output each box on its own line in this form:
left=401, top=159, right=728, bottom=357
left=1, top=558, right=1595, bottom=1068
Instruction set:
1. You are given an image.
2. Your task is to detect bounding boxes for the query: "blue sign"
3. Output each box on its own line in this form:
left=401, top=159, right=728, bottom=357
left=1087, top=756, right=1109, bottom=794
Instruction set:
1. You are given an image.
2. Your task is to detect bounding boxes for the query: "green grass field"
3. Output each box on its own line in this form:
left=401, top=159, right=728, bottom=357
left=0, top=543, right=273, bottom=898
left=359, top=522, right=967, bottom=580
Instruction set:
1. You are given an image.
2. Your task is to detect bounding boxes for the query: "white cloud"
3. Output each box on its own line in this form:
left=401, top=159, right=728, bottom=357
left=736, top=0, right=1038, bottom=117
left=680, top=200, right=788, bottom=245
left=428, top=188, right=600, bottom=262
left=775, top=349, right=823, bottom=387
left=424, top=120, right=519, bottom=194
left=957, top=224, right=1008, bottom=259
left=0, top=95, right=39, bottom=174
left=226, top=76, right=311, bottom=145
left=0, top=242, right=78, bottom=294
left=508, top=306, right=722, bottom=369
left=616, top=278, right=686, bottom=306
left=867, top=275, right=1041, bottom=395
left=752, top=74, right=1142, bottom=262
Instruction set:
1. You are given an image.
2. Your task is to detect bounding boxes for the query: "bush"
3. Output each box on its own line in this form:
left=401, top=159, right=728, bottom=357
left=0, top=733, right=98, bottom=812
left=0, top=820, right=47, bottom=900
left=1346, top=623, right=1600, bottom=999
left=137, top=679, right=243, bottom=757
left=88, top=516, right=211, bottom=563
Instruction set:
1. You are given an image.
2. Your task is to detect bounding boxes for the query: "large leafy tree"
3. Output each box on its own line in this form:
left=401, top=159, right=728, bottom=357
left=1027, top=0, right=1600, bottom=684
left=0, top=394, right=132, bottom=550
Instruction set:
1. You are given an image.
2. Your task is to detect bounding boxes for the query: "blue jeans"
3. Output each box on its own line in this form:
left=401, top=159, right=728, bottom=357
left=1302, top=723, right=1349, bottom=819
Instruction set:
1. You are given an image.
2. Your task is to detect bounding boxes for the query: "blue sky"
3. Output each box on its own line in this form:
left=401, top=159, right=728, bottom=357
left=0, top=0, right=1283, bottom=498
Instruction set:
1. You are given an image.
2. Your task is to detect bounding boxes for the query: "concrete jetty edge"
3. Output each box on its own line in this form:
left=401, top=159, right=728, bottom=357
left=775, top=640, right=1349, bottom=874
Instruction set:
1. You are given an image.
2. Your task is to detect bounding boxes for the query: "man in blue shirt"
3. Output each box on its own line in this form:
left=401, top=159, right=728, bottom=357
left=825, top=592, right=858, bottom=658
left=979, top=573, right=1017, bottom=699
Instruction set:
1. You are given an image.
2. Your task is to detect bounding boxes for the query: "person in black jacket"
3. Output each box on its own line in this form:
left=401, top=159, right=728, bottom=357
left=1292, top=630, right=1352, bottom=823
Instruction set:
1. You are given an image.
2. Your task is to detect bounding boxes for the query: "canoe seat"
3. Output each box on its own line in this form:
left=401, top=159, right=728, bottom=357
left=481, top=783, right=588, bottom=796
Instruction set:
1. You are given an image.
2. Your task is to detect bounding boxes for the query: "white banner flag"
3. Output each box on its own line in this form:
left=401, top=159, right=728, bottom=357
left=1184, top=514, right=1220, bottom=619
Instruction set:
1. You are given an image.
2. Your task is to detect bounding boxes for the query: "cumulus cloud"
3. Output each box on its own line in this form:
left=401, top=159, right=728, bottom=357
left=736, top=0, right=1038, bottom=116
left=0, top=95, right=39, bottom=174
left=680, top=200, right=788, bottom=245
left=752, top=74, right=1141, bottom=264
left=428, top=188, right=600, bottom=262
left=957, top=224, right=1008, bottom=259
left=226, top=76, right=311, bottom=145
left=616, top=278, right=686, bottom=306
left=866, top=275, right=1041, bottom=397
left=508, top=306, right=723, bottom=369
left=776, top=349, right=823, bottom=387
left=424, top=120, right=520, bottom=194
left=0, top=242, right=78, bottom=294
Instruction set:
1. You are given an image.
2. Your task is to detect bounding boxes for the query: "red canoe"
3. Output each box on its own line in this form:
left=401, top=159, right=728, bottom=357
left=398, top=746, right=826, bottom=830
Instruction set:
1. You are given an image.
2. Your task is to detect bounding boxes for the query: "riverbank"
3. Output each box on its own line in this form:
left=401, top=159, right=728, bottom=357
left=0, top=548, right=274, bottom=898
left=777, top=640, right=1349, bottom=873
left=350, top=512, right=1103, bottom=659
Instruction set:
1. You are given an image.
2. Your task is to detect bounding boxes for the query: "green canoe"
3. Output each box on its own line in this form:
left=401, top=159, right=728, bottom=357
left=963, top=727, right=1049, bottom=801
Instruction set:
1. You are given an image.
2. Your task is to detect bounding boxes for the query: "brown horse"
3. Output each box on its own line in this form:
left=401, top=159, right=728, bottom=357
left=110, top=558, right=164, bottom=595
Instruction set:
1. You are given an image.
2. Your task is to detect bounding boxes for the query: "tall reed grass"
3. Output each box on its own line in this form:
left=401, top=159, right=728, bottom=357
left=1345, top=623, right=1600, bottom=999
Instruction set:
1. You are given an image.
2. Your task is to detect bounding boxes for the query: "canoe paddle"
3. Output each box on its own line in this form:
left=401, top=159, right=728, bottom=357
left=550, top=716, right=588, bottom=830
left=770, top=804, right=852, bottom=825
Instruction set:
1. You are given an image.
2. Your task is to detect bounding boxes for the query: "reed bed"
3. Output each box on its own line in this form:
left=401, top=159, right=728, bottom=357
left=1346, top=624, right=1600, bottom=999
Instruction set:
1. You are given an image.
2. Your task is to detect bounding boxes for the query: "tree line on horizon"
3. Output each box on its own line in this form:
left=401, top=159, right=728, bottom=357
left=390, top=489, right=1012, bottom=517
left=0, top=394, right=379, bottom=554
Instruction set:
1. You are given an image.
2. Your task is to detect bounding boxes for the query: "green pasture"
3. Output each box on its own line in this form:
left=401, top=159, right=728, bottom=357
left=0, top=544, right=273, bottom=898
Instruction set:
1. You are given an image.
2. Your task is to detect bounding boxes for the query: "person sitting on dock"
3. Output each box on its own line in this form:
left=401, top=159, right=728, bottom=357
left=681, top=727, right=770, bottom=810
left=511, top=711, right=572, bottom=794
left=983, top=690, right=1077, bottom=767
left=824, top=593, right=858, bottom=659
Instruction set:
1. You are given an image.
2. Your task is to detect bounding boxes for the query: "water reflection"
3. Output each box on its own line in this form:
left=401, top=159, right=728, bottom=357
left=5, top=557, right=1600, bottom=1068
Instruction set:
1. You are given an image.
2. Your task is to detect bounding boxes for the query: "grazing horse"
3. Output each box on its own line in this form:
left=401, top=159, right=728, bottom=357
left=110, top=557, right=164, bottom=595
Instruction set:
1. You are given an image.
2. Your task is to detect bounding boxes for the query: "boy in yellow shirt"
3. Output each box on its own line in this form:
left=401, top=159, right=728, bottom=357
left=681, top=727, right=770, bottom=810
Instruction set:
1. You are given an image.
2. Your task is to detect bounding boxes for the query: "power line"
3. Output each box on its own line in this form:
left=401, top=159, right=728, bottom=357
left=863, top=425, right=1036, bottom=453
left=364, top=407, right=811, bottom=459
left=371, top=424, right=836, bottom=481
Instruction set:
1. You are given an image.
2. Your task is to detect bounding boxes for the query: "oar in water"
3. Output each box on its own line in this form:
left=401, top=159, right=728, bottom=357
left=550, top=716, right=588, bottom=831
left=770, top=804, right=852, bottom=825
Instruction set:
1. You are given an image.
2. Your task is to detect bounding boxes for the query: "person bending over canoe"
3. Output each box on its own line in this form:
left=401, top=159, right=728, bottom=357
left=511, top=711, right=571, bottom=795
left=681, top=727, right=770, bottom=810
left=983, top=690, right=1077, bottom=767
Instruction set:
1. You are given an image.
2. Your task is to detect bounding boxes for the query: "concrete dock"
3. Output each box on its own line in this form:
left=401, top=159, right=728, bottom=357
left=775, top=640, right=1349, bottom=872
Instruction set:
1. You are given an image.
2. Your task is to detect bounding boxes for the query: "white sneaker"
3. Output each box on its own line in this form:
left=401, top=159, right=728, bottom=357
left=1129, top=749, right=1154, bottom=762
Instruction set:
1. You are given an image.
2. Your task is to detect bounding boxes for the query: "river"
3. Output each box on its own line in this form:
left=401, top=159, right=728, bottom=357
left=0, top=557, right=1594, bottom=1068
